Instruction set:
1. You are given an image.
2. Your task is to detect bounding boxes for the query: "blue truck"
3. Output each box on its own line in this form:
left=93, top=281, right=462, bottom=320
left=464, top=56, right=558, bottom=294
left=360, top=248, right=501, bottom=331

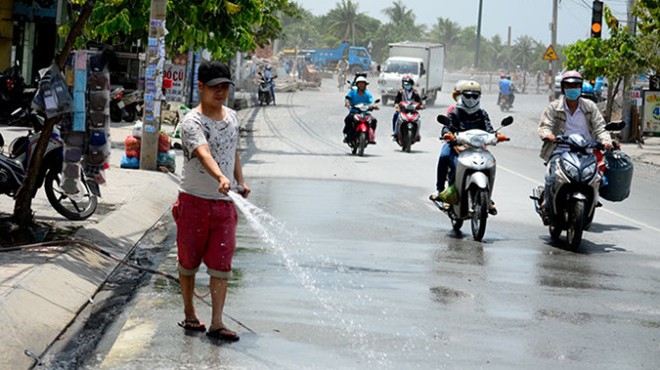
left=310, top=42, right=372, bottom=73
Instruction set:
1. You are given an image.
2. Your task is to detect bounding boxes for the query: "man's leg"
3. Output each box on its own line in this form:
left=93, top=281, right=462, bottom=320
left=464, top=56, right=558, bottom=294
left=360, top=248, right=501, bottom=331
left=270, top=85, right=276, bottom=105
left=434, top=143, right=453, bottom=196
left=369, top=118, right=377, bottom=144
left=179, top=273, right=198, bottom=321
left=209, top=276, right=231, bottom=331
left=392, top=112, right=399, bottom=135
left=343, top=115, right=353, bottom=143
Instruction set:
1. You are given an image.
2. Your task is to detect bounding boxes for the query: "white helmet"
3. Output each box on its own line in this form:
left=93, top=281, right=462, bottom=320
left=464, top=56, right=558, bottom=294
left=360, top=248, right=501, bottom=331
left=355, top=76, right=369, bottom=85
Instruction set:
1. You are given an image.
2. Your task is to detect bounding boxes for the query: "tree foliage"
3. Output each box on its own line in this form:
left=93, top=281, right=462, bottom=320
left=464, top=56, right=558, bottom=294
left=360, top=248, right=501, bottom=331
left=564, top=5, right=649, bottom=120
left=62, top=0, right=297, bottom=60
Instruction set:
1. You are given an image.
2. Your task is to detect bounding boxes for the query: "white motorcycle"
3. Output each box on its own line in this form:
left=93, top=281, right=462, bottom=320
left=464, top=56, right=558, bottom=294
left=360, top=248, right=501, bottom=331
left=431, top=115, right=513, bottom=241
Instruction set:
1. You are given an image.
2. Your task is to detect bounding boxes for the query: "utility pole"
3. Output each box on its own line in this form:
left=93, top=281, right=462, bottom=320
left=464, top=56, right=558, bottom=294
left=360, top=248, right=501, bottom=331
left=550, top=0, right=558, bottom=101
left=507, top=26, right=512, bottom=73
left=140, top=0, right=167, bottom=170
left=474, top=0, right=483, bottom=69
left=621, top=0, right=635, bottom=142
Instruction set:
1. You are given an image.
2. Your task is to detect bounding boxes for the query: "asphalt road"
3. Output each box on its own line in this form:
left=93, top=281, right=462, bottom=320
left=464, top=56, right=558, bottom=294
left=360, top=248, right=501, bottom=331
left=60, top=79, right=660, bottom=369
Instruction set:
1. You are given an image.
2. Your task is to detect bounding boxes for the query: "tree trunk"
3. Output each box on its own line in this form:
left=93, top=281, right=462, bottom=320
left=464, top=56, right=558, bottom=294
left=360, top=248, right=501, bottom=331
left=604, top=78, right=622, bottom=122
left=11, top=0, right=97, bottom=226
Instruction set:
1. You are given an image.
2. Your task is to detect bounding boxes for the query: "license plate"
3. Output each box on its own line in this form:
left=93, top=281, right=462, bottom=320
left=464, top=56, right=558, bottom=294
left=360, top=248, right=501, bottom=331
left=118, top=101, right=125, bottom=109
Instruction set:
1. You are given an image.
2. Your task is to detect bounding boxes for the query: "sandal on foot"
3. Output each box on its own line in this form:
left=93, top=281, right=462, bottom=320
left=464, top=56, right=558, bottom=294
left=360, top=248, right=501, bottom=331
left=206, top=327, right=240, bottom=342
left=178, top=319, right=206, bottom=332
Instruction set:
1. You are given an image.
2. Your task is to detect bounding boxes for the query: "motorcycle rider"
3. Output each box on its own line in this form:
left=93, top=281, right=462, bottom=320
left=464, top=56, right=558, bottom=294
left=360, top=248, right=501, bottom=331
left=538, top=70, right=612, bottom=214
left=337, top=56, right=349, bottom=89
left=392, top=75, right=424, bottom=138
left=344, top=76, right=378, bottom=144
left=498, top=74, right=515, bottom=107
left=264, top=64, right=276, bottom=105
left=431, top=80, right=499, bottom=214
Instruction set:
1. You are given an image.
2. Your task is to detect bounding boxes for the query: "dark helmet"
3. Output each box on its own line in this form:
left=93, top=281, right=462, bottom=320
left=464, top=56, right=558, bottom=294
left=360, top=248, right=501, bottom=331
left=401, top=74, right=414, bottom=87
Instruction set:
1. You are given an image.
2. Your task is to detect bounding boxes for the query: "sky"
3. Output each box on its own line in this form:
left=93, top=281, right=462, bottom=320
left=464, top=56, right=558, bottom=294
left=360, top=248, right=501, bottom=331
left=293, top=0, right=631, bottom=46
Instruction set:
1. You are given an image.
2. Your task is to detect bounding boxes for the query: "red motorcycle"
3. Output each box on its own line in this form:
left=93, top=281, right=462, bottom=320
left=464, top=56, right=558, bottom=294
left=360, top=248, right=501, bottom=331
left=395, top=100, right=423, bottom=152
left=347, top=100, right=379, bottom=156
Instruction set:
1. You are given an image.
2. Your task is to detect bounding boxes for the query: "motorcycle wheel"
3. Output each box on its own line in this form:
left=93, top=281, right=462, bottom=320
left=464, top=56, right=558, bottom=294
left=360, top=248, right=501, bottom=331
left=450, top=216, right=463, bottom=232
left=44, top=168, right=97, bottom=221
left=357, top=132, right=367, bottom=157
left=566, top=199, right=586, bottom=250
left=548, top=222, right=562, bottom=240
left=471, top=189, right=489, bottom=241
left=403, top=129, right=413, bottom=153
left=125, top=109, right=136, bottom=123
left=110, top=104, right=123, bottom=122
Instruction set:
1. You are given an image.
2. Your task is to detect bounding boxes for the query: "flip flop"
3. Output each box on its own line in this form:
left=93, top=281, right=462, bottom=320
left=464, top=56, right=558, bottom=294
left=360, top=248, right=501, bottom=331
left=178, top=319, right=206, bottom=332
left=206, top=327, right=240, bottom=342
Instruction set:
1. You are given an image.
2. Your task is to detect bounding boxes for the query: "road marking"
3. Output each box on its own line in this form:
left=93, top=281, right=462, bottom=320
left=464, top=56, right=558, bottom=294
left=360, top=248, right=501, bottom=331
left=498, top=164, right=660, bottom=234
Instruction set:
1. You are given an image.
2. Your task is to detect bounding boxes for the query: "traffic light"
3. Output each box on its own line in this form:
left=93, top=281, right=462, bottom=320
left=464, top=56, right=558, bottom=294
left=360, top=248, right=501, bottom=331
left=591, top=0, right=603, bottom=38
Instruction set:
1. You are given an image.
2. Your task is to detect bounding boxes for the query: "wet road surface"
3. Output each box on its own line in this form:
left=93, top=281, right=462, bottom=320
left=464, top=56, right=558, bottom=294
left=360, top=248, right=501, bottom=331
left=64, top=79, right=660, bottom=369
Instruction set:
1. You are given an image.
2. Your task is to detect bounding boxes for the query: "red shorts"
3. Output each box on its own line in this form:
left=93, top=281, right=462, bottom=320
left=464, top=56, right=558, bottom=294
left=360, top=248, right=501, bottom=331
left=172, top=192, right=238, bottom=279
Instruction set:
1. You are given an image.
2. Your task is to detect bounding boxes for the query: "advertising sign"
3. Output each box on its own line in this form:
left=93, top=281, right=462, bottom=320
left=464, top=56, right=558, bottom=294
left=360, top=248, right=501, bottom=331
left=642, top=90, right=660, bottom=134
left=164, top=62, right=187, bottom=103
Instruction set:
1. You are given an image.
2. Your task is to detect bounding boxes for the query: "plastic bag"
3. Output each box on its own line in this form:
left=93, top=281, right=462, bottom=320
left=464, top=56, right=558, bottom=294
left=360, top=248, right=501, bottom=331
left=120, top=154, right=140, bottom=169
left=599, top=151, right=633, bottom=202
left=440, top=184, right=459, bottom=205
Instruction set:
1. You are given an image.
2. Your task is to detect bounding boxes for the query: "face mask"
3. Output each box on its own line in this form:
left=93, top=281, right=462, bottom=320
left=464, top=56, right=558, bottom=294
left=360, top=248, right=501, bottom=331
left=564, top=88, right=581, bottom=101
left=403, top=85, right=412, bottom=91
left=462, top=96, right=480, bottom=108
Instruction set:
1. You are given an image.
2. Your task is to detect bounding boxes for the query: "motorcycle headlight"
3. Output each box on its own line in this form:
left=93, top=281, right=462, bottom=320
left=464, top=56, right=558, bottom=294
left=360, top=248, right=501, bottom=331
left=559, top=159, right=580, bottom=181
left=581, top=162, right=597, bottom=182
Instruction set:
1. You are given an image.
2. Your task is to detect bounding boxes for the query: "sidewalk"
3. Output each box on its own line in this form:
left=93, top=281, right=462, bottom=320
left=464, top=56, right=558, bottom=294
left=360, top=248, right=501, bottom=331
left=619, top=136, right=660, bottom=167
left=0, top=122, right=182, bottom=369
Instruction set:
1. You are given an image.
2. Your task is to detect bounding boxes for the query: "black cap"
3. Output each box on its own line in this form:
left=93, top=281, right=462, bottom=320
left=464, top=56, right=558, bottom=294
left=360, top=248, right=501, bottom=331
left=198, top=60, right=234, bottom=86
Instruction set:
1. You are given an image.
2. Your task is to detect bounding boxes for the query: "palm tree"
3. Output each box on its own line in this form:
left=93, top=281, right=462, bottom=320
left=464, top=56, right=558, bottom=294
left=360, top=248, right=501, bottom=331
left=326, top=0, right=366, bottom=44
left=429, top=17, right=462, bottom=51
left=512, top=35, right=536, bottom=72
left=382, top=0, right=415, bottom=26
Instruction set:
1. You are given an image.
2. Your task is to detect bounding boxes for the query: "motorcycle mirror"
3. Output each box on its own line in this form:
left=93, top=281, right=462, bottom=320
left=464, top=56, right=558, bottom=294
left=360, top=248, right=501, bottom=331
left=501, top=116, right=514, bottom=126
left=605, top=121, right=625, bottom=131
left=436, top=114, right=450, bottom=125
left=377, top=64, right=381, bottom=72
left=422, top=96, right=428, bottom=100
left=374, top=99, right=381, bottom=104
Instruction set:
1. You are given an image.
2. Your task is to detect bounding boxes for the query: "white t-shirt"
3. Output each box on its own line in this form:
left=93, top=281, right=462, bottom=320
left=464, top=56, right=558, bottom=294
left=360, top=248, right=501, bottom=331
left=179, top=108, right=239, bottom=200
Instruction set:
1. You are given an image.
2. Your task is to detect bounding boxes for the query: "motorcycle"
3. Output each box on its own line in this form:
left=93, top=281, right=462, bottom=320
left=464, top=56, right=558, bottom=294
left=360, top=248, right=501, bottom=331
left=0, top=108, right=98, bottom=220
left=347, top=99, right=379, bottom=157
left=394, top=100, right=423, bottom=153
left=257, top=73, right=276, bottom=106
left=530, top=121, right=626, bottom=250
left=431, top=115, right=513, bottom=241
left=110, top=87, right=143, bottom=122
left=0, top=61, right=35, bottom=118
left=497, top=89, right=514, bottom=112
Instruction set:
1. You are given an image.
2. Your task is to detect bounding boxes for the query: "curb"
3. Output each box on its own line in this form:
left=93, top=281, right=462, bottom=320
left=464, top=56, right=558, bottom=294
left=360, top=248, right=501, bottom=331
left=0, top=168, right=179, bottom=370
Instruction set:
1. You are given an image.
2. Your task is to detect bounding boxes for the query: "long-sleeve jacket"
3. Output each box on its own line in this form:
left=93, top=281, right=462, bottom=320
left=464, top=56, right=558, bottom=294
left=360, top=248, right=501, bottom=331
left=538, top=96, right=612, bottom=161
left=442, top=108, right=494, bottom=136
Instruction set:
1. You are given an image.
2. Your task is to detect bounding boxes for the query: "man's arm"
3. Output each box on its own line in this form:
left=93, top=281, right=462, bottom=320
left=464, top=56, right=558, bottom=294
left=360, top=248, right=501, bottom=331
left=193, top=144, right=231, bottom=195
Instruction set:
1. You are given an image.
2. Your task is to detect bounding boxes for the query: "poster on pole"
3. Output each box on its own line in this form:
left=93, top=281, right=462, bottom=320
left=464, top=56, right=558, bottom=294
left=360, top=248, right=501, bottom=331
left=642, top=90, right=660, bottom=134
left=164, top=62, right=187, bottom=103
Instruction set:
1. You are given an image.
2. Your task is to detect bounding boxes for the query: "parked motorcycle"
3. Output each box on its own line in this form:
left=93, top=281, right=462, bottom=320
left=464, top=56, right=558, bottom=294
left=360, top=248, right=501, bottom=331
left=431, top=115, right=513, bottom=241
left=110, top=87, right=143, bottom=122
left=394, top=100, right=423, bottom=152
left=257, top=73, right=276, bottom=106
left=530, top=121, right=627, bottom=250
left=347, top=99, right=379, bottom=156
left=0, top=61, right=35, bottom=118
left=0, top=108, right=98, bottom=220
